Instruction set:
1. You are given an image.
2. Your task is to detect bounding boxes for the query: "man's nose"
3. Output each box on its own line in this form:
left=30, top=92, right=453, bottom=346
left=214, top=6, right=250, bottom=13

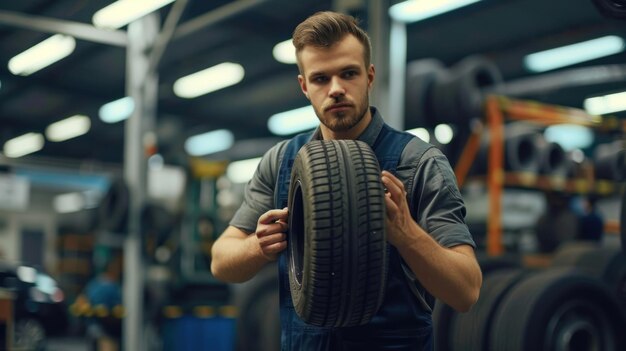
left=329, top=77, right=345, bottom=99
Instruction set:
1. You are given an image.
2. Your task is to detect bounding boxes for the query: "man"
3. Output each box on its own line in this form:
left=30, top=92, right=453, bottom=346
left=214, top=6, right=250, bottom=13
left=211, top=11, right=482, bottom=350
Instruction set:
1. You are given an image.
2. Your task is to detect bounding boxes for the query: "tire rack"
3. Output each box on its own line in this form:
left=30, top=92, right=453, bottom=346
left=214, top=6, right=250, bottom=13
left=454, top=95, right=626, bottom=256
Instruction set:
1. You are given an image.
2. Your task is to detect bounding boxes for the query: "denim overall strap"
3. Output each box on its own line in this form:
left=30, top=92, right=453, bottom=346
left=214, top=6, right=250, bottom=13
left=372, top=123, right=414, bottom=174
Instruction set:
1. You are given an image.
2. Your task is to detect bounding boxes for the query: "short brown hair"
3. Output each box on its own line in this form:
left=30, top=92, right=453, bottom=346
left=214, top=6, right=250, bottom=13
left=292, top=11, right=372, bottom=73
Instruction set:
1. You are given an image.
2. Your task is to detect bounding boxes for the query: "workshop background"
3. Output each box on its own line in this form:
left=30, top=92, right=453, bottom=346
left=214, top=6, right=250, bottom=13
left=0, top=0, right=625, bottom=350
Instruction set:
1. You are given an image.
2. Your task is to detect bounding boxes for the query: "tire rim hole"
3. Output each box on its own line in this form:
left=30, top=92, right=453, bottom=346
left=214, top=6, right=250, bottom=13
left=559, top=322, right=596, bottom=351
left=289, top=181, right=305, bottom=287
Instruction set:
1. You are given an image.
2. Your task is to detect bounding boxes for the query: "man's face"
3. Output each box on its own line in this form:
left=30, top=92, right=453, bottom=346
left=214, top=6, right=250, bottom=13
left=297, top=35, right=374, bottom=135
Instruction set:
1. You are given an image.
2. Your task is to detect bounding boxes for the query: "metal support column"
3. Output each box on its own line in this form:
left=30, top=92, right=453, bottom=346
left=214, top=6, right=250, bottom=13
left=387, top=19, right=407, bottom=130
left=368, top=0, right=392, bottom=125
left=124, top=13, right=159, bottom=351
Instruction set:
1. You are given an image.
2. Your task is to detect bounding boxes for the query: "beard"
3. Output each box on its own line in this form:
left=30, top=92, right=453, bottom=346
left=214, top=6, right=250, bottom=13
left=313, top=93, right=370, bottom=133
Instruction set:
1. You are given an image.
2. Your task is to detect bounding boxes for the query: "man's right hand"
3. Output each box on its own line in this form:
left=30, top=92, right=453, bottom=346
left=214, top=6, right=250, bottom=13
left=255, top=208, right=289, bottom=261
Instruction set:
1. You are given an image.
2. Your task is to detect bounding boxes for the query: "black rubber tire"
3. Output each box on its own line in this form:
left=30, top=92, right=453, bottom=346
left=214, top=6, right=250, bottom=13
left=405, top=58, right=447, bottom=128
left=473, top=128, right=540, bottom=175
left=551, top=241, right=601, bottom=267
left=535, top=208, right=579, bottom=253
left=430, top=55, right=502, bottom=124
left=287, top=139, right=387, bottom=327
left=552, top=245, right=626, bottom=309
left=450, top=268, right=528, bottom=351
left=490, top=267, right=626, bottom=351
left=97, top=177, right=130, bottom=234
left=434, top=253, right=521, bottom=351
left=591, top=0, right=626, bottom=19
left=433, top=300, right=456, bottom=351
left=234, top=263, right=280, bottom=351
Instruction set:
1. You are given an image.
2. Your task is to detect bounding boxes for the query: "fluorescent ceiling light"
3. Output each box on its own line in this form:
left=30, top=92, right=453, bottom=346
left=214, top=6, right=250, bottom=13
left=584, top=90, right=626, bottom=115
left=544, top=124, right=594, bottom=151
left=8, top=34, right=76, bottom=76
left=4, top=133, right=44, bottom=158
left=53, top=192, right=85, bottom=213
left=174, top=62, right=245, bottom=99
left=273, top=39, right=297, bottom=64
left=93, top=0, right=175, bottom=29
left=227, top=157, right=263, bottom=184
left=434, top=124, right=454, bottom=144
left=99, top=96, right=135, bottom=123
left=185, top=129, right=234, bottom=156
left=389, top=0, right=481, bottom=23
left=46, top=115, right=91, bottom=142
left=17, top=266, right=37, bottom=283
left=524, top=35, right=625, bottom=73
left=268, top=106, right=319, bottom=135
left=406, top=127, right=430, bottom=143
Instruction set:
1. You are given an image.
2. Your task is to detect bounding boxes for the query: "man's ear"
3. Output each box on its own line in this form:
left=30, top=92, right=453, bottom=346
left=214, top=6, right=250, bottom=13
left=298, top=75, right=309, bottom=100
left=368, top=64, right=375, bottom=90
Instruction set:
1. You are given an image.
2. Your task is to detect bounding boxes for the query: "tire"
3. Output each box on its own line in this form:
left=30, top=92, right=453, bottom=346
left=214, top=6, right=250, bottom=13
left=433, top=300, right=456, bottom=351
left=405, top=58, right=447, bottom=128
left=490, top=267, right=626, bottom=351
left=97, top=177, right=130, bottom=234
left=430, top=55, right=502, bottom=124
left=287, top=139, right=387, bottom=327
left=234, top=263, right=280, bottom=351
left=552, top=245, right=626, bottom=309
left=435, top=253, right=522, bottom=351
left=450, top=269, right=528, bottom=351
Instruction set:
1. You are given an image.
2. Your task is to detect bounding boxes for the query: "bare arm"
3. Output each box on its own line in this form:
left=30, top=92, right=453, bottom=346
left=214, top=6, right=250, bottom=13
left=211, top=208, right=288, bottom=283
left=381, top=170, right=482, bottom=312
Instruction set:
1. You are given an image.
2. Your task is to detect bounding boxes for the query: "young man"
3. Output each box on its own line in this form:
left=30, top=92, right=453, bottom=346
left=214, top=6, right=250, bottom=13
left=211, top=11, right=482, bottom=350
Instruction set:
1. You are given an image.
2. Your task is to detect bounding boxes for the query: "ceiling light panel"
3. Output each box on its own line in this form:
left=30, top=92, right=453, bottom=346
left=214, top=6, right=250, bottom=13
left=99, top=96, right=135, bottom=123
left=3, top=133, right=45, bottom=158
left=8, top=34, right=76, bottom=76
left=184, top=129, right=234, bottom=156
left=93, top=0, right=176, bottom=29
left=524, top=35, right=625, bottom=73
left=273, top=39, right=297, bottom=64
left=389, top=0, right=482, bottom=23
left=584, top=90, right=626, bottom=115
left=174, top=62, right=245, bottom=99
left=46, top=115, right=91, bottom=142
left=268, top=106, right=319, bottom=136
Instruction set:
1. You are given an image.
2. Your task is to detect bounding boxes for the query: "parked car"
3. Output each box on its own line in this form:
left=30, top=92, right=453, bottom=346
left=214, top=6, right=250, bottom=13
left=0, top=262, right=68, bottom=350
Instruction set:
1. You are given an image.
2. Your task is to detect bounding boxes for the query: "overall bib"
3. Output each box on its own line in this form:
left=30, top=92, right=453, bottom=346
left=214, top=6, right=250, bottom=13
left=274, top=124, right=433, bottom=351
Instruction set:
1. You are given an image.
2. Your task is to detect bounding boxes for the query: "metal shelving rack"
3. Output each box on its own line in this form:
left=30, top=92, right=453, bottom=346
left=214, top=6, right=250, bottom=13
left=454, top=95, right=626, bottom=256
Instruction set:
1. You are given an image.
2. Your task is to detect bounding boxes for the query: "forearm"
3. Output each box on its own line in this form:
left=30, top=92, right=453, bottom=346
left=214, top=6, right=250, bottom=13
left=210, top=226, right=272, bottom=283
left=393, top=222, right=482, bottom=312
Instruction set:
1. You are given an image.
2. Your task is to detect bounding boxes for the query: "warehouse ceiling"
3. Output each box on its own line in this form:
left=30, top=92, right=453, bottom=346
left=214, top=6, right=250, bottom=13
left=0, top=0, right=624, bottom=166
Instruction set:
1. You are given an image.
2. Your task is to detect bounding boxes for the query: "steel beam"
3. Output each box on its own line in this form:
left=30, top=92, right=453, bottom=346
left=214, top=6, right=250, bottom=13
left=173, top=0, right=267, bottom=41
left=0, top=10, right=127, bottom=47
left=149, top=0, right=189, bottom=74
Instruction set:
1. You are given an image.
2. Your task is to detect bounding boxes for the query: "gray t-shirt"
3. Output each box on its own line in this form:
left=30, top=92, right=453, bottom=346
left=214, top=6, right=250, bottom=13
left=230, top=107, right=475, bottom=249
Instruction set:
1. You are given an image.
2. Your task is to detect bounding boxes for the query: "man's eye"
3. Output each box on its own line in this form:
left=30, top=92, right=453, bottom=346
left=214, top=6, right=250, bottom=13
left=343, top=71, right=357, bottom=78
left=313, top=76, right=328, bottom=83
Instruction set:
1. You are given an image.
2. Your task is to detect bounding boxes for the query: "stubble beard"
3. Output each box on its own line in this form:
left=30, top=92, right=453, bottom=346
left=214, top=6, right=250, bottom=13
left=314, top=94, right=370, bottom=133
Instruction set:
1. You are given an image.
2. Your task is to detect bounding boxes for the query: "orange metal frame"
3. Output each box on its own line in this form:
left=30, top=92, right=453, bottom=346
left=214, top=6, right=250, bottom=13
left=455, top=95, right=626, bottom=256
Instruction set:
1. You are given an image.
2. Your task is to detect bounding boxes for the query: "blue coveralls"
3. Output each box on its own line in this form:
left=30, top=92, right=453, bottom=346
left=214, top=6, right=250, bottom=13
left=274, top=123, right=434, bottom=351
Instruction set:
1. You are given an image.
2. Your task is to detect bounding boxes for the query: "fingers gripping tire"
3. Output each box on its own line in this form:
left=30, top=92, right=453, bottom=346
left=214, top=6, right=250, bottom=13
left=287, top=139, right=388, bottom=327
